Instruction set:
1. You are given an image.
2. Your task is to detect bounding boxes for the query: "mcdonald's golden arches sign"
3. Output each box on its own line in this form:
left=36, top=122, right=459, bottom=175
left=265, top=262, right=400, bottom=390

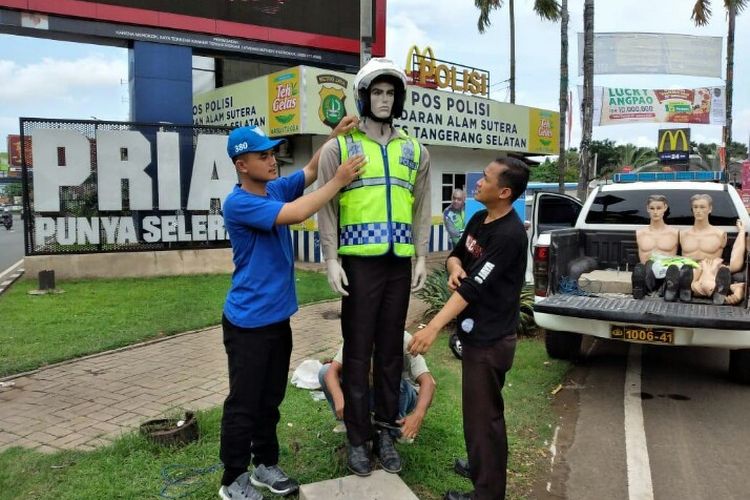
left=657, top=128, right=690, bottom=162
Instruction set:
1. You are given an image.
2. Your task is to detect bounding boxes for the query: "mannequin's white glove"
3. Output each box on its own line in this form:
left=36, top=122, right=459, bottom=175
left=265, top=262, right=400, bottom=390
left=411, top=256, right=427, bottom=292
left=326, top=259, right=349, bottom=296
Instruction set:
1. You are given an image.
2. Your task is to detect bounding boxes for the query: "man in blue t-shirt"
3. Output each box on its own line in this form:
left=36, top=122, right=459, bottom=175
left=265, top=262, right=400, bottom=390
left=219, top=120, right=365, bottom=500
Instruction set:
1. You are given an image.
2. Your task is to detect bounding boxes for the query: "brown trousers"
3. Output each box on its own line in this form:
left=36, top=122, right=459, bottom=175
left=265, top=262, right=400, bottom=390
left=462, top=335, right=517, bottom=500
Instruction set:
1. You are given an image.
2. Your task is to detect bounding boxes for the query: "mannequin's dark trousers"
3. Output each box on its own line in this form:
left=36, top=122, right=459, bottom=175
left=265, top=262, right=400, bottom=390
left=341, top=253, right=411, bottom=446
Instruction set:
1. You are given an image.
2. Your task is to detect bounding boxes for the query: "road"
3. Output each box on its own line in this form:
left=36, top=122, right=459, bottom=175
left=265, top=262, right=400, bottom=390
left=540, top=337, right=750, bottom=500
left=0, top=214, right=24, bottom=273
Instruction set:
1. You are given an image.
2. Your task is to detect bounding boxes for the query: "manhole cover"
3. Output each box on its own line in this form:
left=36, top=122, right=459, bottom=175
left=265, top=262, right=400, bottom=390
left=322, top=310, right=340, bottom=320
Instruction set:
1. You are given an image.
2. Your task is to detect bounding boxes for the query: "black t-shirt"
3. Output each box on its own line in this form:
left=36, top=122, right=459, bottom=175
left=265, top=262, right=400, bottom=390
left=449, top=208, right=528, bottom=346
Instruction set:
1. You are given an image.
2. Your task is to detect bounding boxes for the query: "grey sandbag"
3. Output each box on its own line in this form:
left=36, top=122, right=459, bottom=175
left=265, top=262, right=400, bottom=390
left=567, top=256, right=598, bottom=282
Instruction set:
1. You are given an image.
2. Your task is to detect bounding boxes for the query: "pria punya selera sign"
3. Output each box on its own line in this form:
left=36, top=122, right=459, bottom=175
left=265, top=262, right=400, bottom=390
left=32, top=129, right=235, bottom=246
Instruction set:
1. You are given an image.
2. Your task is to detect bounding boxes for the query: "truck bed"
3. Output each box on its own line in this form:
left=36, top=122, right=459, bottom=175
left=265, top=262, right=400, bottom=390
left=534, top=294, right=750, bottom=330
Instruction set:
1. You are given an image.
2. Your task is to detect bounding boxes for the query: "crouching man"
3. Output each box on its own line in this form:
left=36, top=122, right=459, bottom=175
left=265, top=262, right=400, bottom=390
left=318, top=331, right=436, bottom=451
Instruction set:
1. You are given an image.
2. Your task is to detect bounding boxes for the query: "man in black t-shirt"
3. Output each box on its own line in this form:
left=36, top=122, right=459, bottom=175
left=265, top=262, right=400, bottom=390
left=409, top=157, right=529, bottom=500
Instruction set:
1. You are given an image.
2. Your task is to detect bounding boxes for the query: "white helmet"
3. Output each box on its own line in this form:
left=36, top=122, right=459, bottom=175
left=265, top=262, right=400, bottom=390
left=353, top=57, right=408, bottom=120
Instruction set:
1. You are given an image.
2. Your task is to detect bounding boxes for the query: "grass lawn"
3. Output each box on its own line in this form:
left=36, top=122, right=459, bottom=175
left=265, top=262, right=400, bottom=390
left=0, top=271, right=336, bottom=377
left=0, top=335, right=569, bottom=499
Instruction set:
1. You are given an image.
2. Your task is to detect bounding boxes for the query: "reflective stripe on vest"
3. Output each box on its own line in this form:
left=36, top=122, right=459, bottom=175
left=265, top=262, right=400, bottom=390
left=341, top=176, right=414, bottom=193
left=340, top=222, right=413, bottom=247
left=337, top=129, right=420, bottom=257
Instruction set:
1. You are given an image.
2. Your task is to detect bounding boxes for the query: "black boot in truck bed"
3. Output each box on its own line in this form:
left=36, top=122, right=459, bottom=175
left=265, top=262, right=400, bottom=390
left=534, top=294, right=750, bottom=330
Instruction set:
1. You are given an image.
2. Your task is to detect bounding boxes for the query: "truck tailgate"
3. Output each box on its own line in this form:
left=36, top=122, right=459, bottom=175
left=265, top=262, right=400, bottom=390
left=534, top=295, right=750, bottom=330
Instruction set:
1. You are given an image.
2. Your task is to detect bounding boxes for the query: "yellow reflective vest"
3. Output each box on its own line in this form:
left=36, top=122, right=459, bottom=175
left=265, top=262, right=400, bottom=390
left=337, top=129, right=421, bottom=257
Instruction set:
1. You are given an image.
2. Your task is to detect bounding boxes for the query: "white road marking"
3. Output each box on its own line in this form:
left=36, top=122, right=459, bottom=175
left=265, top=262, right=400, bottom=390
left=546, top=424, right=560, bottom=492
left=0, top=259, right=23, bottom=280
left=625, top=344, right=654, bottom=500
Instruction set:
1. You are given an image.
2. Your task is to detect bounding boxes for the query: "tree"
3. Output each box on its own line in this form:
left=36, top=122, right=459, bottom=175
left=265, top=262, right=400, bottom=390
left=530, top=152, right=579, bottom=182
left=692, top=0, right=748, bottom=146
left=577, top=0, right=594, bottom=201
left=588, top=139, right=619, bottom=173
left=475, top=0, right=560, bottom=104
left=2, top=182, right=23, bottom=198
left=615, top=144, right=658, bottom=170
left=557, top=0, right=568, bottom=193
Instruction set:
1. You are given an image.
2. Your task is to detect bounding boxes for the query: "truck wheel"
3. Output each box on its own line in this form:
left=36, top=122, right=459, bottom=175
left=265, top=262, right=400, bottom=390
left=729, top=349, right=750, bottom=384
left=545, top=330, right=582, bottom=360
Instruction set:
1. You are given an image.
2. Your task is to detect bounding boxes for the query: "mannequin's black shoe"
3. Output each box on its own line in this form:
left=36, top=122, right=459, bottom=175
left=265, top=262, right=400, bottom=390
left=444, top=491, right=473, bottom=500
left=664, top=265, right=680, bottom=302
left=632, top=263, right=646, bottom=299
left=713, top=266, right=731, bottom=305
left=644, top=261, right=657, bottom=293
left=453, top=458, right=470, bottom=479
left=679, top=266, right=694, bottom=302
left=347, top=443, right=372, bottom=477
left=374, top=430, right=401, bottom=473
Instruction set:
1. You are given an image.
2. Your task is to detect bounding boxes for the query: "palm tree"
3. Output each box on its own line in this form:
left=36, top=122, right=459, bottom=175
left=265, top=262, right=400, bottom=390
left=616, top=144, right=658, bottom=170
left=692, top=0, right=748, bottom=147
left=577, top=0, right=594, bottom=201
left=557, top=0, right=569, bottom=194
left=475, top=0, right=560, bottom=104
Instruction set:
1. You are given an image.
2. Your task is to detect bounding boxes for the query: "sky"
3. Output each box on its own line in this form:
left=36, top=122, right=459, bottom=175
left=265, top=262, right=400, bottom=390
left=0, top=0, right=748, bottom=153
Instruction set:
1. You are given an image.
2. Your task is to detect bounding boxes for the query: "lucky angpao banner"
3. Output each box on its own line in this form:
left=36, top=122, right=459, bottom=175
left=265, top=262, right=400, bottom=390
left=591, top=86, right=726, bottom=126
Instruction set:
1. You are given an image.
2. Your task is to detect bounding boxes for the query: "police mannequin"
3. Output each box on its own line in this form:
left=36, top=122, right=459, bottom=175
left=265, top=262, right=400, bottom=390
left=317, top=58, right=431, bottom=477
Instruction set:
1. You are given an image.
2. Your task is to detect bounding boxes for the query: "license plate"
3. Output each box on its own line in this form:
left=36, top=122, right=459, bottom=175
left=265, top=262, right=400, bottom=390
left=610, top=325, right=674, bottom=344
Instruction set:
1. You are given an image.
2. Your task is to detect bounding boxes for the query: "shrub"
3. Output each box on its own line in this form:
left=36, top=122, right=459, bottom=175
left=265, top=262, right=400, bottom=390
left=416, top=268, right=539, bottom=337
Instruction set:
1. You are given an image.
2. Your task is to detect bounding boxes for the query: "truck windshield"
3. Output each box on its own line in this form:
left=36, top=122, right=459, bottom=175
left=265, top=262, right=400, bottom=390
left=585, top=189, right=739, bottom=225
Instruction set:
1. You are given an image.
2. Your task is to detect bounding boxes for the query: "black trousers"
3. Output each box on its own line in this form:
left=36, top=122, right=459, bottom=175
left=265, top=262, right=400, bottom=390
left=220, top=315, right=292, bottom=469
left=462, top=335, right=517, bottom=500
left=341, top=254, right=411, bottom=446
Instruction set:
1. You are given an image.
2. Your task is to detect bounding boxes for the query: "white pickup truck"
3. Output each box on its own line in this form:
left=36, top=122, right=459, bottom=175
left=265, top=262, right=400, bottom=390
left=530, top=174, right=750, bottom=384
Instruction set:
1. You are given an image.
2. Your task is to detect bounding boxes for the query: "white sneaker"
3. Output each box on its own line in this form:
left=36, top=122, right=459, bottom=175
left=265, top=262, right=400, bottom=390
left=250, top=464, right=299, bottom=495
left=218, top=472, right=263, bottom=500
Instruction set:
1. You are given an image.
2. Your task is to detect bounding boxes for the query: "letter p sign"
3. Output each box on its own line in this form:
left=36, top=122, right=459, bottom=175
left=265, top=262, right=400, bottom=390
left=33, top=129, right=91, bottom=212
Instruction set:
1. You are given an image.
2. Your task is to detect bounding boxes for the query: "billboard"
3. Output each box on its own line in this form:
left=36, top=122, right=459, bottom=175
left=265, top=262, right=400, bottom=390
left=0, top=0, right=385, bottom=57
left=578, top=32, right=723, bottom=78
left=591, top=86, right=725, bottom=126
left=194, top=66, right=560, bottom=155
left=7, top=134, right=32, bottom=168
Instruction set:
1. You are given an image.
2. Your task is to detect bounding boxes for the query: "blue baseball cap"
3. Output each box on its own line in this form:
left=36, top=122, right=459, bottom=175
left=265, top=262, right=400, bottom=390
left=226, top=126, right=286, bottom=159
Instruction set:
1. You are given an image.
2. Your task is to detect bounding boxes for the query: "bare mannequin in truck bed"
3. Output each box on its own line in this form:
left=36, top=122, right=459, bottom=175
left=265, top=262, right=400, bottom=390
left=678, top=194, right=745, bottom=305
left=632, top=194, right=746, bottom=305
left=631, top=195, right=679, bottom=299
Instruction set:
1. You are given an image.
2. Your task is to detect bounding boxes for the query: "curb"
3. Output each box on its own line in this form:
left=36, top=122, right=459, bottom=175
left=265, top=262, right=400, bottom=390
left=0, top=260, right=24, bottom=297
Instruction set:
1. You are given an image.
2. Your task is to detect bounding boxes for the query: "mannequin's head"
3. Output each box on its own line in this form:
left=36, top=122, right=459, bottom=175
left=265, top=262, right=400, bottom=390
left=646, top=194, right=669, bottom=222
left=690, top=193, right=713, bottom=222
left=354, top=58, right=407, bottom=122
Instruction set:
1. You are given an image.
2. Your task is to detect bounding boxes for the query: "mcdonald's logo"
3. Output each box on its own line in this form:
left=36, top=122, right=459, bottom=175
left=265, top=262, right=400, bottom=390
left=658, top=128, right=690, bottom=162
left=404, top=45, right=436, bottom=75
left=403, top=45, right=489, bottom=96
left=658, top=128, right=690, bottom=153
